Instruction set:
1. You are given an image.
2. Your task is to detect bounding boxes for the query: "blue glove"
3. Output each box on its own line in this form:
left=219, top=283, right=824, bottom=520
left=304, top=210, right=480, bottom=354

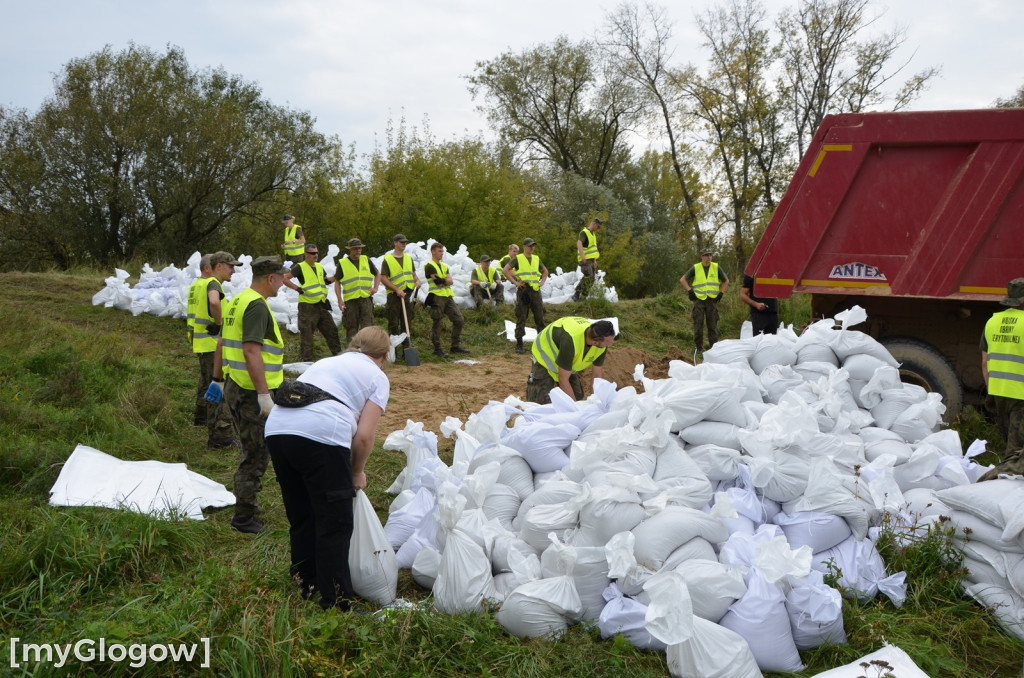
left=204, top=380, right=224, bottom=403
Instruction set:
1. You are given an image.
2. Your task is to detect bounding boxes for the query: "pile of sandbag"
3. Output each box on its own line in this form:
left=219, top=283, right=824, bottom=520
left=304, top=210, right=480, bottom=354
left=92, top=240, right=618, bottom=332
left=380, top=306, right=993, bottom=676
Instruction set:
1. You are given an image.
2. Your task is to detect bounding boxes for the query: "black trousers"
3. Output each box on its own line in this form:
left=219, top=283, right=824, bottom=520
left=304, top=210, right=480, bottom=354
left=267, top=434, right=356, bottom=610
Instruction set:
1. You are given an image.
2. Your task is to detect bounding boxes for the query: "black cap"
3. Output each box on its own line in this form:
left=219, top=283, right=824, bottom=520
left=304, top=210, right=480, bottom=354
left=282, top=214, right=294, bottom=222
left=479, top=255, right=491, bottom=262
left=393, top=233, right=408, bottom=243
left=523, top=238, right=536, bottom=247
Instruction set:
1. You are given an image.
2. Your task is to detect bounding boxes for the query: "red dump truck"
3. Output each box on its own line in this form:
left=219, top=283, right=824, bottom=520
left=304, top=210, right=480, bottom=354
left=746, top=109, right=1024, bottom=416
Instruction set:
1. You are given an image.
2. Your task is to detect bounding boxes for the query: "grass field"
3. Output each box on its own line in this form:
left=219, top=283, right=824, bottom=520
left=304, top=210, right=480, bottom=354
left=1, top=270, right=1022, bottom=677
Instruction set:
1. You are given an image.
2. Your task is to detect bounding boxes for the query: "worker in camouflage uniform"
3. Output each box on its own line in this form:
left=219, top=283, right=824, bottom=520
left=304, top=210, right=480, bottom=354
left=979, top=278, right=1024, bottom=481
left=283, top=243, right=342, bottom=361
left=207, top=256, right=288, bottom=534
left=527, top=317, right=616, bottom=404
left=503, top=237, right=549, bottom=354
left=380, top=234, right=421, bottom=346
left=335, top=238, right=380, bottom=343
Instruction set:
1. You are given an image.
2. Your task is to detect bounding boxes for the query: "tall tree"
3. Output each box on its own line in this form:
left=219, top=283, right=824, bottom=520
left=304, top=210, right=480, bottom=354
left=777, top=0, right=939, bottom=156
left=467, top=36, right=643, bottom=185
left=603, top=3, right=708, bottom=248
left=0, top=44, right=328, bottom=268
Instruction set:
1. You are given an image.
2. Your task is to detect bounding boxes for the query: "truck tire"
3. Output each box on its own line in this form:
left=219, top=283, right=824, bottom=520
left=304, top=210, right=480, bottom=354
left=880, top=337, right=963, bottom=419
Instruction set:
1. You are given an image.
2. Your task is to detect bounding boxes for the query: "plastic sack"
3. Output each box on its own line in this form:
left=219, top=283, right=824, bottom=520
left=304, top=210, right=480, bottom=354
left=809, top=643, right=931, bottom=678
left=665, top=615, right=763, bottom=678
left=719, top=571, right=805, bottom=673
left=349, top=490, right=398, bottom=606
left=494, top=575, right=584, bottom=639
left=597, top=583, right=666, bottom=650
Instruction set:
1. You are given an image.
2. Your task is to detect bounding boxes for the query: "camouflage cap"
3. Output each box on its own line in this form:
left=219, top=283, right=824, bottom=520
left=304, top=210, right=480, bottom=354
left=208, top=251, right=241, bottom=267
left=347, top=238, right=366, bottom=249
left=1002, top=278, right=1024, bottom=307
left=251, top=255, right=289, bottom=277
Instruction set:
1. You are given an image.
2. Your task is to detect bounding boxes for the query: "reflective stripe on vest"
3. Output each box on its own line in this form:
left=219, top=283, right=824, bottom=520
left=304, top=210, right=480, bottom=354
left=384, top=253, right=414, bottom=293
left=515, top=254, right=542, bottom=291
left=339, top=255, right=373, bottom=301
left=692, top=262, right=721, bottom=300
left=475, top=265, right=497, bottom=285
left=531, top=316, right=605, bottom=381
left=297, top=261, right=327, bottom=304
left=283, top=224, right=304, bottom=256
left=187, top=276, right=219, bottom=353
left=986, top=309, right=1024, bottom=400
left=222, top=288, right=285, bottom=391
left=427, top=261, right=454, bottom=297
left=578, top=229, right=599, bottom=262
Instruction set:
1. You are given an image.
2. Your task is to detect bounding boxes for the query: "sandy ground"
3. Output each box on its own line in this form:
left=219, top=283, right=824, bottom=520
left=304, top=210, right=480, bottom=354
left=376, top=344, right=693, bottom=438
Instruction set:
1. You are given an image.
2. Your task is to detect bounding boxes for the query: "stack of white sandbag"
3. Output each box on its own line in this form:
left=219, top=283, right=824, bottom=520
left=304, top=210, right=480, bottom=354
left=899, top=477, right=1024, bottom=640
left=380, top=306, right=992, bottom=675
left=91, top=240, right=618, bottom=329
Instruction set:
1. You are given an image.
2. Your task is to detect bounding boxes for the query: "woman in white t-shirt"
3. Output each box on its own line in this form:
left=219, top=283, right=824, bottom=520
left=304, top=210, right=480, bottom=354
left=265, top=326, right=391, bottom=610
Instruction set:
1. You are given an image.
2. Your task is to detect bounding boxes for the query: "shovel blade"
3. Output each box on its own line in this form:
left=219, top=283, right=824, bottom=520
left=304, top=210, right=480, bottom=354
left=403, top=346, right=421, bottom=366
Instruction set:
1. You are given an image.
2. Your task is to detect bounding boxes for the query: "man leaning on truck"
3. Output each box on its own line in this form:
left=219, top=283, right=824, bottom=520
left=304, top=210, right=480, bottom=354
left=979, top=278, right=1024, bottom=479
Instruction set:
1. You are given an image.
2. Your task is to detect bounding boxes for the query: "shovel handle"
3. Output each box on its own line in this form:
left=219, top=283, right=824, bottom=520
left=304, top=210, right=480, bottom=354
left=401, top=293, right=413, bottom=340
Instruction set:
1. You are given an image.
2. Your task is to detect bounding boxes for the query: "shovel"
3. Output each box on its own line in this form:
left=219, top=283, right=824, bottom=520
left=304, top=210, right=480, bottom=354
left=400, top=296, right=420, bottom=366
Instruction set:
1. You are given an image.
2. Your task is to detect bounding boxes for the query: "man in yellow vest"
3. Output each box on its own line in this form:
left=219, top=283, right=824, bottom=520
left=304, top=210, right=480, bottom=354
left=979, top=278, right=1024, bottom=479
left=499, top=243, right=519, bottom=271
left=283, top=243, right=342, bottom=361
left=527, top=317, right=616, bottom=404
left=381, top=234, right=421, bottom=345
left=470, top=254, right=503, bottom=307
left=423, top=241, right=469, bottom=357
left=335, top=238, right=380, bottom=344
left=572, top=218, right=602, bottom=302
left=680, top=247, right=729, bottom=356
left=207, top=255, right=288, bottom=534
left=281, top=215, right=305, bottom=263
left=187, top=251, right=239, bottom=448
left=503, top=237, right=550, bottom=354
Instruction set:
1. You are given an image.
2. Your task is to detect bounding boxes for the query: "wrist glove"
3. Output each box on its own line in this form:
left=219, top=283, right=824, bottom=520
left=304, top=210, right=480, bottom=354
left=204, top=380, right=224, bottom=403
left=257, top=392, right=274, bottom=418
left=688, top=290, right=697, bottom=301
left=208, top=323, right=220, bottom=337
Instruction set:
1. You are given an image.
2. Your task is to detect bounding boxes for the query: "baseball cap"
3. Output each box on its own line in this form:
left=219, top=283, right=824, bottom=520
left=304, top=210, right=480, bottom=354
left=700, top=247, right=714, bottom=255
left=393, top=234, right=408, bottom=243
left=523, top=238, right=536, bottom=247
left=251, top=255, right=289, bottom=277
left=479, top=255, right=491, bottom=262
left=282, top=214, right=294, bottom=222
left=208, top=251, right=241, bottom=267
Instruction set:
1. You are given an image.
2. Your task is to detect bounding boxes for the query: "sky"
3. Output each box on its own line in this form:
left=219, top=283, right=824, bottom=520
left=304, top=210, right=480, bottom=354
left=2, top=0, right=1022, bottom=157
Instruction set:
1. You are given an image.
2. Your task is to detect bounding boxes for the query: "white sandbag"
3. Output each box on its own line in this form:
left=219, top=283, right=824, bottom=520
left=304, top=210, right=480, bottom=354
left=576, top=485, right=646, bottom=547
left=678, top=421, right=742, bottom=449
left=481, top=483, right=521, bottom=529
left=665, top=616, right=763, bottom=678
left=759, top=364, right=806, bottom=404
left=502, top=420, right=580, bottom=473
left=519, top=502, right=582, bottom=553
left=864, top=438, right=914, bottom=464
left=349, top=490, right=399, bottom=606
left=469, top=443, right=536, bottom=501
left=433, top=528, right=494, bottom=614
left=786, top=569, right=846, bottom=649
left=829, top=327, right=899, bottom=367
left=793, top=459, right=872, bottom=539
left=719, top=571, right=805, bottom=673
left=541, top=539, right=611, bottom=622
left=664, top=558, right=746, bottom=623
left=948, top=509, right=1024, bottom=553
left=890, top=393, right=945, bottom=442
left=702, top=338, right=755, bottom=365
left=384, top=486, right=436, bottom=550
left=901, top=487, right=948, bottom=518
left=772, top=510, right=853, bottom=553
left=685, top=443, right=742, bottom=480
left=657, top=538, right=719, bottom=573
left=652, top=445, right=714, bottom=506
left=797, top=343, right=839, bottom=366
left=597, top=583, right=666, bottom=650
left=809, top=643, right=930, bottom=678
left=744, top=451, right=810, bottom=503
left=938, top=478, right=1024, bottom=528
left=395, top=508, right=438, bottom=569
left=842, top=353, right=891, bottom=382
left=411, top=547, right=441, bottom=590
left=513, top=479, right=584, bottom=531
left=749, top=335, right=798, bottom=374
left=963, top=581, right=1024, bottom=641
left=631, top=507, right=728, bottom=571
left=490, top=534, right=539, bottom=574
left=812, top=536, right=906, bottom=606
left=494, top=575, right=584, bottom=639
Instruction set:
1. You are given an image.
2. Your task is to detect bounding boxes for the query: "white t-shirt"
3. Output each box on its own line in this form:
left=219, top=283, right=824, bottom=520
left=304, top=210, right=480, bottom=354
left=265, top=352, right=389, bottom=447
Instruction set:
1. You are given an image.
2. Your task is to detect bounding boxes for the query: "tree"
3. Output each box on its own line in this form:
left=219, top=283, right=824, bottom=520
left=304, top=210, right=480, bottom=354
left=467, top=36, right=644, bottom=185
left=0, top=44, right=329, bottom=268
left=996, top=84, right=1024, bottom=108
left=777, top=0, right=939, bottom=156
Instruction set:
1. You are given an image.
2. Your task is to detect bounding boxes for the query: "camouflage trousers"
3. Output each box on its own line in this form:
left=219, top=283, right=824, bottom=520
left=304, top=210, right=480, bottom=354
left=385, top=292, right=416, bottom=338
left=428, top=295, right=465, bottom=350
left=225, top=379, right=272, bottom=520
left=574, top=259, right=598, bottom=300
left=470, top=284, right=502, bottom=307
left=994, top=394, right=1024, bottom=457
left=298, top=301, right=341, bottom=361
left=514, top=287, right=546, bottom=342
left=196, top=351, right=234, bottom=440
left=341, top=297, right=375, bottom=344
left=526, top=361, right=583, bottom=404
left=691, top=298, right=721, bottom=351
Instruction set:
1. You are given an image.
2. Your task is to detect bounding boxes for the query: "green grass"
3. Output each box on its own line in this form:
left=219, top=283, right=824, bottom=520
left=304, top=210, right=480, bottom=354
left=0, top=270, right=1021, bottom=677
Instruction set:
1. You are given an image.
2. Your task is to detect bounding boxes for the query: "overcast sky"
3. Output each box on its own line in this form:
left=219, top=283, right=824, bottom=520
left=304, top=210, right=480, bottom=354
left=2, top=0, right=1021, bottom=157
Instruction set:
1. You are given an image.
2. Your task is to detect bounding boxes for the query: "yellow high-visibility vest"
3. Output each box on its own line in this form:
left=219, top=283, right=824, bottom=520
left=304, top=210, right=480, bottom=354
left=578, top=229, right=600, bottom=262
left=296, top=261, right=328, bottom=304
left=986, top=308, right=1024, bottom=400
left=427, top=262, right=454, bottom=298
left=514, top=254, right=542, bottom=291
left=222, top=288, right=284, bottom=391
left=692, top=262, right=721, bottom=300
left=283, top=224, right=304, bottom=257
left=338, top=255, right=373, bottom=302
left=187, top=276, right=219, bottom=353
left=531, top=316, right=605, bottom=381
left=475, top=265, right=497, bottom=285
left=384, top=253, right=414, bottom=293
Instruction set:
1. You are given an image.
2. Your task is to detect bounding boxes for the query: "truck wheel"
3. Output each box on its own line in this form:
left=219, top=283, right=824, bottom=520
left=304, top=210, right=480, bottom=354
left=880, top=337, right=963, bottom=419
